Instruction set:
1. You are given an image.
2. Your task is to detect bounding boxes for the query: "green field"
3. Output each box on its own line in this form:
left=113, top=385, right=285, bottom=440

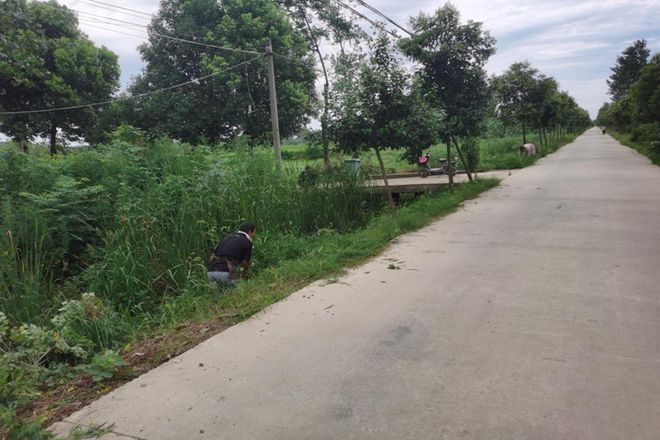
left=277, top=132, right=576, bottom=174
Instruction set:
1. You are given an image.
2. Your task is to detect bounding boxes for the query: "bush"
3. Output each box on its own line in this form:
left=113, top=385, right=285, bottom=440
left=631, top=123, right=660, bottom=153
left=461, top=137, right=480, bottom=172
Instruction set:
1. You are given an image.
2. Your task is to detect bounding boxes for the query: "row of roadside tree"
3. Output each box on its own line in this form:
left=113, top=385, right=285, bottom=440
left=596, top=40, right=660, bottom=158
left=0, top=0, right=591, bottom=160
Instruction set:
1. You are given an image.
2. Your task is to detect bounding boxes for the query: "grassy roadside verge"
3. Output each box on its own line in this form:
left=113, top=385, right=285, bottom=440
left=16, top=178, right=499, bottom=435
left=608, top=130, right=660, bottom=166
left=219, top=178, right=500, bottom=319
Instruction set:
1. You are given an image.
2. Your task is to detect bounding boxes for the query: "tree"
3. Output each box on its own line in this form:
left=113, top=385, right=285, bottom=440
left=332, top=35, right=443, bottom=218
left=629, top=56, right=660, bottom=125
left=276, top=0, right=365, bottom=166
left=491, top=62, right=547, bottom=143
left=596, top=102, right=611, bottom=127
left=129, top=0, right=315, bottom=144
left=0, top=0, right=120, bottom=153
left=607, top=39, right=650, bottom=101
left=400, top=4, right=495, bottom=184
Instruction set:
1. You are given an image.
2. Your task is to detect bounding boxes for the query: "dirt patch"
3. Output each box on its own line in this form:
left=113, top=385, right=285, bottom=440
left=14, top=315, right=236, bottom=431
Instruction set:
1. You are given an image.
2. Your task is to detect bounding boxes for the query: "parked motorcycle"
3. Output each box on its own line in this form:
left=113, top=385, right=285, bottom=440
left=417, top=152, right=456, bottom=178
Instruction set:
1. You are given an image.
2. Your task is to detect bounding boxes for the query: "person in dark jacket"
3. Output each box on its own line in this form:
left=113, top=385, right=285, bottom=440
left=208, top=222, right=255, bottom=288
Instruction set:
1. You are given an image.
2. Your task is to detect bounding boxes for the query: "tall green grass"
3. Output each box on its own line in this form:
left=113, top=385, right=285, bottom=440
left=0, top=140, right=379, bottom=327
left=478, top=133, right=576, bottom=170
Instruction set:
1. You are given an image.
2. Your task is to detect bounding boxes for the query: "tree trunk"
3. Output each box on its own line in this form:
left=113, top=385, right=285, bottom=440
left=446, top=139, right=454, bottom=188
left=452, top=137, right=473, bottom=182
left=320, top=82, right=330, bottom=167
left=543, top=127, right=548, bottom=148
left=557, top=125, right=561, bottom=143
left=301, top=9, right=330, bottom=168
left=522, top=120, right=527, bottom=143
left=374, top=146, right=397, bottom=220
left=49, top=123, right=57, bottom=155
left=538, top=127, right=543, bottom=147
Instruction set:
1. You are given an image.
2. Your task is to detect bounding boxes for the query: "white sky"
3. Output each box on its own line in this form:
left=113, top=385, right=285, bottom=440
left=53, top=0, right=660, bottom=119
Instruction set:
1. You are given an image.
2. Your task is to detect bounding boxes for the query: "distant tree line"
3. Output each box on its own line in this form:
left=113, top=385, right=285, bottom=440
left=596, top=40, right=660, bottom=153
left=1, top=0, right=592, bottom=157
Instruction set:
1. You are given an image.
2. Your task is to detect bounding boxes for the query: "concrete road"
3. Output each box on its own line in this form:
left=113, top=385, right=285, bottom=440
left=51, top=128, right=660, bottom=439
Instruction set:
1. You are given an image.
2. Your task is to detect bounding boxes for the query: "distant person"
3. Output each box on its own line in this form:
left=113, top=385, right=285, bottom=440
left=602, top=126, right=607, bottom=134
left=298, top=165, right=318, bottom=187
left=519, top=143, right=536, bottom=156
left=208, top=222, right=255, bottom=289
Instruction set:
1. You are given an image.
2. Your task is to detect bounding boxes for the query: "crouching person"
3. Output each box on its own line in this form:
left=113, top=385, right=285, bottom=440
left=208, top=222, right=255, bottom=289
left=519, top=143, right=536, bottom=156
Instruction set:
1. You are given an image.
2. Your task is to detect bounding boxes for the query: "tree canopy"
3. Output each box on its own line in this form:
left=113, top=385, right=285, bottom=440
left=128, top=0, right=316, bottom=144
left=275, top=0, right=366, bottom=166
left=0, top=0, right=120, bottom=153
left=332, top=34, right=443, bottom=217
left=597, top=43, right=659, bottom=150
left=400, top=4, right=496, bottom=141
left=607, top=39, right=650, bottom=101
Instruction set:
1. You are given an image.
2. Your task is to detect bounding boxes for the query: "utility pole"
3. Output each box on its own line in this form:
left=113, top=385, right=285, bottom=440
left=265, top=38, right=282, bottom=169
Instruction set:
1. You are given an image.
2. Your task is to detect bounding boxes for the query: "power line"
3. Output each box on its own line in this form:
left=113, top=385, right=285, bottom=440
left=76, top=0, right=152, bottom=18
left=71, top=0, right=152, bottom=21
left=332, top=0, right=399, bottom=38
left=0, top=55, right=265, bottom=115
left=39, top=2, right=267, bottom=56
left=75, top=10, right=150, bottom=30
left=352, top=0, right=412, bottom=36
left=78, top=19, right=147, bottom=38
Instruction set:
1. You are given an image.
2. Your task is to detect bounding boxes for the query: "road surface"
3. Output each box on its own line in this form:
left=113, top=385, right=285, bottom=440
left=52, top=128, right=660, bottom=439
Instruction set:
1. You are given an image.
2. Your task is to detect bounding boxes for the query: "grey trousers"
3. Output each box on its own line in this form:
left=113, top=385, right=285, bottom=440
left=207, top=271, right=234, bottom=289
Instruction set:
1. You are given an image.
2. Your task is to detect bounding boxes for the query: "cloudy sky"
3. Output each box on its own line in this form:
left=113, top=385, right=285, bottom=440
left=59, top=0, right=660, bottom=118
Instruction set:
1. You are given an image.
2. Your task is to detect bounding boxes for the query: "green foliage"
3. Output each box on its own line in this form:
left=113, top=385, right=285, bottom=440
left=400, top=4, right=496, bottom=140
left=478, top=132, right=577, bottom=171
left=629, top=61, right=660, bottom=125
left=0, top=405, right=54, bottom=440
left=491, top=62, right=542, bottom=134
left=0, top=137, right=376, bottom=322
left=129, top=0, right=315, bottom=144
left=332, top=34, right=443, bottom=159
left=491, top=62, right=590, bottom=143
left=609, top=129, right=660, bottom=166
left=79, top=350, right=128, bottom=382
left=598, top=46, right=659, bottom=161
left=461, top=137, right=480, bottom=171
left=607, top=39, right=650, bottom=101
left=0, top=0, right=120, bottom=151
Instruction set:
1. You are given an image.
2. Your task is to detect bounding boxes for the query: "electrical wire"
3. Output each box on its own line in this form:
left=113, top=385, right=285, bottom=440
left=41, top=1, right=266, bottom=56
left=332, top=0, right=399, bottom=38
left=75, top=0, right=152, bottom=18
left=352, top=0, right=412, bottom=36
left=75, top=10, right=151, bottom=30
left=77, top=19, right=147, bottom=38
left=71, top=0, right=152, bottom=21
left=0, top=55, right=265, bottom=115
